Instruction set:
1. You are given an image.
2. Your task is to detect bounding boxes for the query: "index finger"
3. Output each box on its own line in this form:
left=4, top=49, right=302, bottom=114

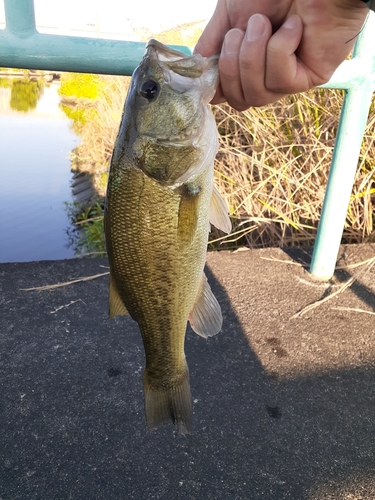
left=194, top=3, right=230, bottom=56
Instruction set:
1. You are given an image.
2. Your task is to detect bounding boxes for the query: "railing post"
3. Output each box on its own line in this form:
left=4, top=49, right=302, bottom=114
left=309, top=11, right=375, bottom=280
left=4, top=0, right=36, bottom=35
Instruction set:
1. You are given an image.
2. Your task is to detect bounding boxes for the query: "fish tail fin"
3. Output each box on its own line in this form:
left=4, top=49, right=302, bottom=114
left=144, top=365, right=192, bottom=435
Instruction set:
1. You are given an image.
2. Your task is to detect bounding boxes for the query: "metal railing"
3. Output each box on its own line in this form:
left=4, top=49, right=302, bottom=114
left=0, top=0, right=190, bottom=74
left=1, top=0, right=374, bottom=279
left=310, top=12, right=375, bottom=278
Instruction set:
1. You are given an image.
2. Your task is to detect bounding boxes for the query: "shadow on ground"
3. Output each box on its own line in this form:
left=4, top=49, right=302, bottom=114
left=1, top=246, right=375, bottom=499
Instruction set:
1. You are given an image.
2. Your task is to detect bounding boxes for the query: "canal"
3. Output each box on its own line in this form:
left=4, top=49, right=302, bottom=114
left=0, top=78, right=79, bottom=263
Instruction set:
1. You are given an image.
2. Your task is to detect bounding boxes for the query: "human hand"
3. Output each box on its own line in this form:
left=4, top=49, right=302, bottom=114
left=194, top=0, right=369, bottom=109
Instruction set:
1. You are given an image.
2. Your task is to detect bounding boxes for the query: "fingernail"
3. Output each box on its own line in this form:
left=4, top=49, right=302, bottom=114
left=283, top=15, right=300, bottom=30
left=222, top=29, right=244, bottom=55
left=246, top=14, right=266, bottom=42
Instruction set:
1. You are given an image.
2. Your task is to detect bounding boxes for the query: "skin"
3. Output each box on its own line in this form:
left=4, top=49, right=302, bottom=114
left=194, top=0, right=369, bottom=109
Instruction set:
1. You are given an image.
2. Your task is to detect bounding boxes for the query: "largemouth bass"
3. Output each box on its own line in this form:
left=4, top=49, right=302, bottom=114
left=104, top=39, right=231, bottom=434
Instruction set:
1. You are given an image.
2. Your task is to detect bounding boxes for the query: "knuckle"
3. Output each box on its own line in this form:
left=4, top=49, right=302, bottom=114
left=226, top=95, right=248, bottom=112
left=239, top=57, right=253, bottom=73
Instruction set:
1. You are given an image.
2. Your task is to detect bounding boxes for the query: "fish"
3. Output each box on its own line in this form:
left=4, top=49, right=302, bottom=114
left=104, top=39, right=231, bottom=434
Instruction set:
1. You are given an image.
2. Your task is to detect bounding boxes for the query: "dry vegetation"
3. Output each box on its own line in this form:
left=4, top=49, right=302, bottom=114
left=212, top=92, right=375, bottom=248
left=68, top=75, right=375, bottom=251
left=68, top=76, right=131, bottom=195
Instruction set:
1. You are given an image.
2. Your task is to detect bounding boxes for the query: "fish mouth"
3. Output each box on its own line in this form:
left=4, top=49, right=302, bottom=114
left=145, top=39, right=192, bottom=62
left=145, top=39, right=218, bottom=79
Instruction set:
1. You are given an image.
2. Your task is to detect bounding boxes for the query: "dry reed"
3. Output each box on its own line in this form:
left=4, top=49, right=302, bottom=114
left=69, top=77, right=375, bottom=250
left=212, top=90, right=375, bottom=248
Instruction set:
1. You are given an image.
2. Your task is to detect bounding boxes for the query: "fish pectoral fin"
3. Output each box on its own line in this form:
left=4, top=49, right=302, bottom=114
left=209, top=185, right=232, bottom=234
left=109, top=275, right=129, bottom=318
left=177, top=183, right=200, bottom=246
left=188, top=273, right=222, bottom=338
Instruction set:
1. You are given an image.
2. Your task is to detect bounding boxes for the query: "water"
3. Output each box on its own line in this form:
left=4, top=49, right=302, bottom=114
left=0, top=79, right=79, bottom=263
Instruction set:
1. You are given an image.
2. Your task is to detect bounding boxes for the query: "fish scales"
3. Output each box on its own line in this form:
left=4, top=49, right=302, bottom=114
left=107, top=168, right=209, bottom=360
left=105, top=39, right=231, bottom=434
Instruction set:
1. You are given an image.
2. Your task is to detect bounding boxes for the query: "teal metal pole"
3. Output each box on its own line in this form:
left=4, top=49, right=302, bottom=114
left=309, top=11, right=375, bottom=279
left=309, top=85, right=374, bottom=279
left=4, top=0, right=36, bottom=35
left=0, top=0, right=191, bottom=75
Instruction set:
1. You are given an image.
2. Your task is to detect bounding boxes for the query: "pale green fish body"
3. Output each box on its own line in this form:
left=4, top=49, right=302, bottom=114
left=104, top=40, right=231, bottom=434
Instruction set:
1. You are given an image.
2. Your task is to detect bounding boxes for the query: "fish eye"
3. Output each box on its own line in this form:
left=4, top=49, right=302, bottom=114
left=139, top=79, right=159, bottom=101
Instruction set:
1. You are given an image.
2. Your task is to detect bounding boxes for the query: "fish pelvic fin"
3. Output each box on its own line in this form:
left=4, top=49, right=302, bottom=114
left=144, top=364, right=192, bottom=435
left=109, top=275, right=129, bottom=318
left=188, top=273, right=223, bottom=338
left=209, top=184, right=232, bottom=234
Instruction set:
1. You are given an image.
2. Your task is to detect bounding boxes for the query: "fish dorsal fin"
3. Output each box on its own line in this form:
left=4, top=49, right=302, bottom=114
left=109, top=275, right=129, bottom=318
left=209, top=185, right=232, bottom=234
left=188, top=273, right=222, bottom=338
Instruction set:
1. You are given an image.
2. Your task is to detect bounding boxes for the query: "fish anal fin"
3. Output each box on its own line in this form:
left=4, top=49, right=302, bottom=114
left=209, top=184, right=231, bottom=234
left=109, top=275, right=129, bottom=318
left=188, top=273, right=222, bottom=338
left=144, top=364, right=192, bottom=435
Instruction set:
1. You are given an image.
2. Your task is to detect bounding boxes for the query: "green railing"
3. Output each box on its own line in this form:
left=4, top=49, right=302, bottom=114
left=0, top=0, right=190, bottom=73
left=1, top=0, right=374, bottom=279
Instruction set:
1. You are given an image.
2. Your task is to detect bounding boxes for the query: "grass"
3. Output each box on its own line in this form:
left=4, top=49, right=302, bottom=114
left=65, top=200, right=106, bottom=256
left=60, top=73, right=375, bottom=255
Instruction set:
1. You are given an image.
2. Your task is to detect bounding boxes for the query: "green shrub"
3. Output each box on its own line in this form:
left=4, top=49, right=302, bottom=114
left=59, top=73, right=104, bottom=100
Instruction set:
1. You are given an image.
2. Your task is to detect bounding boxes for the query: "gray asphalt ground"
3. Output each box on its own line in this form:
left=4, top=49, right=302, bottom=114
left=1, top=244, right=375, bottom=499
